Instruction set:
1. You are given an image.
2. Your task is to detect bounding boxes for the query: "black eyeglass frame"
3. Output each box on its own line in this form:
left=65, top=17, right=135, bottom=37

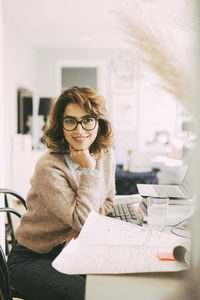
left=62, top=116, right=99, bottom=131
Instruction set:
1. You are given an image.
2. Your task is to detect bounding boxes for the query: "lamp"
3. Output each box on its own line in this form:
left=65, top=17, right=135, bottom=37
left=38, top=98, right=52, bottom=127
left=38, top=98, right=52, bottom=148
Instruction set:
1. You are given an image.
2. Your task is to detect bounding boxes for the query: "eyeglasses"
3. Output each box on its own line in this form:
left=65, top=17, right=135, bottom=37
left=62, top=116, right=98, bottom=131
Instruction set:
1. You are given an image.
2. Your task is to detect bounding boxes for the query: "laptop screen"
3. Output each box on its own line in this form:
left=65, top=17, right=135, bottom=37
left=182, top=166, right=194, bottom=198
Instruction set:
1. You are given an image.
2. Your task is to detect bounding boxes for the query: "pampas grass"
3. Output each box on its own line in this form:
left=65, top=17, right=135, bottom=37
left=112, top=10, right=191, bottom=109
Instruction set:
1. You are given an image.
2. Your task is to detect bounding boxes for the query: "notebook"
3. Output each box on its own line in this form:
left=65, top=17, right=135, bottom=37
left=137, top=168, right=192, bottom=200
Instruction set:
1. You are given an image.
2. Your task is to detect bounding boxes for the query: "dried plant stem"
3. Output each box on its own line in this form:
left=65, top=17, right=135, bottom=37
left=114, top=11, right=190, bottom=108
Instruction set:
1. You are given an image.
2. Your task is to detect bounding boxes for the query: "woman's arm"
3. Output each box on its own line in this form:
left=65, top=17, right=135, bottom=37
left=100, top=149, right=116, bottom=215
left=30, top=159, right=102, bottom=232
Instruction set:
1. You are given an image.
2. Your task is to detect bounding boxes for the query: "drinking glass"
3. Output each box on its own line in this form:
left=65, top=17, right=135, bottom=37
left=147, top=196, right=169, bottom=231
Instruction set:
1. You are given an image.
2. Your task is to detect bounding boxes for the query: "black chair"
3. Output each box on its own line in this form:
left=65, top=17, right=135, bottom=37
left=0, top=207, right=32, bottom=300
left=0, top=189, right=27, bottom=209
left=0, top=189, right=27, bottom=255
left=0, top=242, right=13, bottom=300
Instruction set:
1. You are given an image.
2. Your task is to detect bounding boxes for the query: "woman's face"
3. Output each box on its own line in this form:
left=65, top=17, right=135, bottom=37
left=63, top=103, right=99, bottom=151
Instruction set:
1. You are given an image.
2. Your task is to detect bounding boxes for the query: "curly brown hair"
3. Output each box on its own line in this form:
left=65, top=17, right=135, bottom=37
left=43, top=86, right=114, bottom=158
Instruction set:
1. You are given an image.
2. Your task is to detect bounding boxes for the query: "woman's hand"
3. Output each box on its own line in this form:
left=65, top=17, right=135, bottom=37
left=69, top=145, right=96, bottom=169
left=65, top=228, right=79, bottom=247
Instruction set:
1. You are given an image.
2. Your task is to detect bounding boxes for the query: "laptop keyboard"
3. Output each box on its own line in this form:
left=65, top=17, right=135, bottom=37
left=109, top=203, right=142, bottom=225
left=154, top=185, right=187, bottom=198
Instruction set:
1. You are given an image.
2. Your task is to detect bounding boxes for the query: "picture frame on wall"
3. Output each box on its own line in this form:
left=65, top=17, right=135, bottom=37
left=112, top=93, right=137, bottom=131
left=17, top=87, right=33, bottom=134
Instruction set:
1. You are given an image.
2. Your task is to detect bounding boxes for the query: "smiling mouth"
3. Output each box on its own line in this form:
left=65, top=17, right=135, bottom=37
left=73, top=136, right=88, bottom=142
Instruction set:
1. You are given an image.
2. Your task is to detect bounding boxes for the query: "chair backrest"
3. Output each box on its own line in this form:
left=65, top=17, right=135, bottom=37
left=0, top=208, right=21, bottom=218
left=0, top=189, right=27, bottom=209
left=0, top=266, right=7, bottom=300
left=0, top=208, right=23, bottom=300
left=0, top=208, right=34, bottom=300
left=0, top=244, right=12, bottom=300
left=0, top=189, right=26, bottom=255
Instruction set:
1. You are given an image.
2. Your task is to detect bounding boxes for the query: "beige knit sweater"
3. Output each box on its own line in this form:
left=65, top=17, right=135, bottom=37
left=15, top=149, right=116, bottom=253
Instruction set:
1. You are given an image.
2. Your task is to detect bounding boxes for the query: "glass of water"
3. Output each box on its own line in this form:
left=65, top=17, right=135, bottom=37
left=147, top=196, right=169, bottom=231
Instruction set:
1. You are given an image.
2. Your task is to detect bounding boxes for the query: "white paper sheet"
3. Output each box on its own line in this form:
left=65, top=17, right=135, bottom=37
left=77, top=211, right=184, bottom=246
left=52, top=211, right=188, bottom=275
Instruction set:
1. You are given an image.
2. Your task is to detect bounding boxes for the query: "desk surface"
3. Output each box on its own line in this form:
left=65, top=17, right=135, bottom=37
left=85, top=271, right=190, bottom=300
left=85, top=196, right=193, bottom=300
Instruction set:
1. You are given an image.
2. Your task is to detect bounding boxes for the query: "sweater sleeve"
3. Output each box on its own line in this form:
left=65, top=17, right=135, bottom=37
left=30, top=160, right=101, bottom=231
left=99, top=149, right=116, bottom=215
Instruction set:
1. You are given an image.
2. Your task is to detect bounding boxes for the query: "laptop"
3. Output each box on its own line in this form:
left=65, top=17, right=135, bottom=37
left=137, top=168, right=192, bottom=200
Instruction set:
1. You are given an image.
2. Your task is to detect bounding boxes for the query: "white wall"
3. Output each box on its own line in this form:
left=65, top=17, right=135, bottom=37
left=0, top=0, right=4, bottom=187
left=0, top=0, right=6, bottom=249
left=3, top=14, right=37, bottom=187
left=36, top=48, right=113, bottom=98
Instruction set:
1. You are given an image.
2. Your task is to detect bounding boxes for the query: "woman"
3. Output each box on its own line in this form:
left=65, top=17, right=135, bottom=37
left=7, top=86, right=116, bottom=300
